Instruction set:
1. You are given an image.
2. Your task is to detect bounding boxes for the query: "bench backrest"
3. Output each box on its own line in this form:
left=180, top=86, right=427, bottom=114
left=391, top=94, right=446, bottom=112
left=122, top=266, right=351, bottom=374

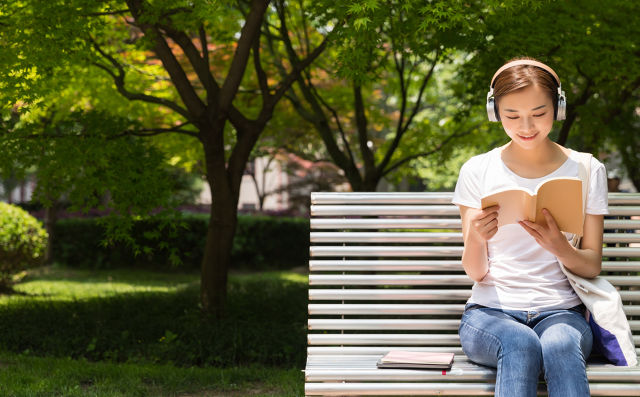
left=308, top=192, right=640, bottom=358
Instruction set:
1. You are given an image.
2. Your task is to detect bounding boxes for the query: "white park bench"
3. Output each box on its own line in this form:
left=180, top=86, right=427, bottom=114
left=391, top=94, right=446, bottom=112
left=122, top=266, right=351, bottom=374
left=304, top=192, right=640, bottom=396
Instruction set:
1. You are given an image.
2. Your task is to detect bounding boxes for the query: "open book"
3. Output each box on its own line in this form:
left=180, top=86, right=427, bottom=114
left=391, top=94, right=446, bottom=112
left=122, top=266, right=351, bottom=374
left=376, top=350, right=455, bottom=370
left=480, top=177, right=583, bottom=236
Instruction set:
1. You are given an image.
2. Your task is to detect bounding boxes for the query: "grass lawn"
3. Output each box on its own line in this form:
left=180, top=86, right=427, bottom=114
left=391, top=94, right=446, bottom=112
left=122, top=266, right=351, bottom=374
left=0, top=265, right=308, bottom=396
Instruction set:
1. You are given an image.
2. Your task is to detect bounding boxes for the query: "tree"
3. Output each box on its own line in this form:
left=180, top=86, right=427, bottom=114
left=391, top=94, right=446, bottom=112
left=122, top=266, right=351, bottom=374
left=264, top=0, right=539, bottom=192
left=0, top=0, right=332, bottom=317
left=450, top=0, right=640, bottom=189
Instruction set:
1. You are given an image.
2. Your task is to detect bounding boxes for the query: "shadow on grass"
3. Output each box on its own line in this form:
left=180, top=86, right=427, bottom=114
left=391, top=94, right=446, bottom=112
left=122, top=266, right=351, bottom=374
left=0, top=267, right=308, bottom=370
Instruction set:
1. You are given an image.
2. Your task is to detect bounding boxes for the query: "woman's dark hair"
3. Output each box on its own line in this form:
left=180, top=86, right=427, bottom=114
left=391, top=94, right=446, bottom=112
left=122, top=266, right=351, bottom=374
left=493, top=56, right=560, bottom=119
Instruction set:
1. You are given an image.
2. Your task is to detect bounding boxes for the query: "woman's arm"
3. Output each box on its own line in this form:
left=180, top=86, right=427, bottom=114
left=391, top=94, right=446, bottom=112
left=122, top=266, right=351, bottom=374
left=519, top=210, right=603, bottom=278
left=458, top=204, right=499, bottom=282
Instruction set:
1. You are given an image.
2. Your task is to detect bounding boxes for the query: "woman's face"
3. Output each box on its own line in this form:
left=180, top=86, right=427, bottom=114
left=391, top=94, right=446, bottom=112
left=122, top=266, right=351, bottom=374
left=497, top=84, right=555, bottom=150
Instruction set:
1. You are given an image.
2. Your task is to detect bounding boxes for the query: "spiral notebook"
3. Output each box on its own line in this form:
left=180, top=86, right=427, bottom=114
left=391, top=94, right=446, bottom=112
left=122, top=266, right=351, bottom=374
left=376, top=350, right=455, bottom=370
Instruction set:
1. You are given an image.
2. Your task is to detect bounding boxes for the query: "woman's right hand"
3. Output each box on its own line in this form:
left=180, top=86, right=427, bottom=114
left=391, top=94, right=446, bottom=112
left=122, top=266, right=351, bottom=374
left=466, top=205, right=500, bottom=241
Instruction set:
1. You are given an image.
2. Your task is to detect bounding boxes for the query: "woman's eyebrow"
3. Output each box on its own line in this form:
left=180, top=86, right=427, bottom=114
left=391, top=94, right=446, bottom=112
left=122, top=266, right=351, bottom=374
left=504, top=104, right=547, bottom=112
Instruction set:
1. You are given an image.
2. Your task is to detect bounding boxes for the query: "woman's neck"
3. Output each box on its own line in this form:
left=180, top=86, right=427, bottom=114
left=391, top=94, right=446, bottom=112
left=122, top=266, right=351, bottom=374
left=499, top=139, right=570, bottom=179
left=501, top=139, right=565, bottom=165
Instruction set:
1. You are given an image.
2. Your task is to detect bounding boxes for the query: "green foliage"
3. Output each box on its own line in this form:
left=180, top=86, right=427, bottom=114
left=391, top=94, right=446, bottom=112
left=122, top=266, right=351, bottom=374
left=450, top=0, right=640, bottom=183
left=51, top=214, right=310, bottom=270
left=0, top=268, right=308, bottom=368
left=0, top=203, right=48, bottom=287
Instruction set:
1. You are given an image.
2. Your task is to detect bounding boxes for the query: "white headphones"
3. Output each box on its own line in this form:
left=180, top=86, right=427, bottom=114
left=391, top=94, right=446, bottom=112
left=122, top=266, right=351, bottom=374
left=486, top=59, right=566, bottom=122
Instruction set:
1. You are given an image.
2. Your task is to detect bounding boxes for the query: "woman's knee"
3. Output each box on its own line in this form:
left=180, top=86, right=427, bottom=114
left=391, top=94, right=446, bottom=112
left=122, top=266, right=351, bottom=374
left=537, top=317, right=592, bottom=358
left=459, top=310, right=542, bottom=365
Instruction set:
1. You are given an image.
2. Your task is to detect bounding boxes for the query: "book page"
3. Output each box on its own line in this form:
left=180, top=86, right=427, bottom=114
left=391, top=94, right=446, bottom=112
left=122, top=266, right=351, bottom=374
left=481, top=189, right=534, bottom=227
left=535, top=178, right=583, bottom=235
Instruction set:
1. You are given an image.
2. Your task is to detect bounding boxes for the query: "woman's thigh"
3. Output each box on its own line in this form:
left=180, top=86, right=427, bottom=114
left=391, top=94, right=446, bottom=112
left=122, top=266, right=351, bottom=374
left=458, top=306, right=541, bottom=368
left=532, top=310, right=593, bottom=364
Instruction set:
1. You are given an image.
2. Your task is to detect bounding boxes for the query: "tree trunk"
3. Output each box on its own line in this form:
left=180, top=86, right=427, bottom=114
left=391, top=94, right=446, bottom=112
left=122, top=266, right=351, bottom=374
left=200, top=187, right=238, bottom=318
left=199, top=130, right=240, bottom=318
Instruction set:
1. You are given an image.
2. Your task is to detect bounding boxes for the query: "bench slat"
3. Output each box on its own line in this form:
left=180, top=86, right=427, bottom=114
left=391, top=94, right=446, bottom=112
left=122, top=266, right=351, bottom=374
left=308, top=288, right=640, bottom=301
left=311, top=218, right=640, bottom=230
left=310, top=192, right=640, bottom=205
left=308, top=319, right=640, bottom=331
left=307, top=334, right=640, bottom=346
left=309, top=260, right=640, bottom=272
left=305, top=356, right=640, bottom=382
left=307, top=346, right=640, bottom=357
left=305, top=382, right=640, bottom=396
left=311, top=204, right=640, bottom=217
left=311, top=192, right=455, bottom=204
left=311, top=232, right=640, bottom=244
left=311, top=232, right=461, bottom=243
left=308, top=334, right=460, bottom=345
left=310, top=246, right=640, bottom=257
left=310, top=246, right=464, bottom=257
left=309, top=346, right=465, bottom=355
left=309, top=274, right=640, bottom=286
left=309, top=259, right=463, bottom=271
left=308, top=304, right=640, bottom=316
left=311, top=205, right=459, bottom=216
left=309, top=288, right=472, bottom=300
left=310, top=274, right=473, bottom=286
left=308, top=319, right=462, bottom=330
left=311, top=218, right=462, bottom=229
left=309, top=303, right=465, bottom=315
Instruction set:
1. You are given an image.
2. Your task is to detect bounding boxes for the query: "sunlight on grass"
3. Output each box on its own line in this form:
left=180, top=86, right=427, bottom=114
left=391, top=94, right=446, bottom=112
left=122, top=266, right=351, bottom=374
left=1, top=265, right=307, bottom=304
left=229, top=270, right=308, bottom=284
left=1, top=265, right=200, bottom=303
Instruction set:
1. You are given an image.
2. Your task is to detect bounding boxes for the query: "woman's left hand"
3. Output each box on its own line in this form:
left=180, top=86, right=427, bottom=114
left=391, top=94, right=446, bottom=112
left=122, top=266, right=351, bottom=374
left=518, top=208, right=573, bottom=257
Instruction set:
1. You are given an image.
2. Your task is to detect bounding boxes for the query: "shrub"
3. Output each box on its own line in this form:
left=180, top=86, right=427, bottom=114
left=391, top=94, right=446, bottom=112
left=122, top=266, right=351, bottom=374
left=0, top=202, right=48, bottom=290
left=51, top=214, right=309, bottom=270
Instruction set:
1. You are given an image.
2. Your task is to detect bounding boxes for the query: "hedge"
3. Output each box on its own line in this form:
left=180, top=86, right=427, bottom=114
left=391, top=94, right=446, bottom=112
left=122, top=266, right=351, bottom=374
left=51, top=214, right=310, bottom=270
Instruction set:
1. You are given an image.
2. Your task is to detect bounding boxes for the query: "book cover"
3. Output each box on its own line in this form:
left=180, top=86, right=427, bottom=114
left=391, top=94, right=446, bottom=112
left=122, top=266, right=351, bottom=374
left=480, top=177, right=584, bottom=236
left=376, top=350, right=454, bottom=370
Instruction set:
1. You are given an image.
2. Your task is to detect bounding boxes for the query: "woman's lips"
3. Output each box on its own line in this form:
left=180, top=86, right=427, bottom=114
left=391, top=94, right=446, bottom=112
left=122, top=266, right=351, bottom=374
left=518, top=132, right=538, bottom=141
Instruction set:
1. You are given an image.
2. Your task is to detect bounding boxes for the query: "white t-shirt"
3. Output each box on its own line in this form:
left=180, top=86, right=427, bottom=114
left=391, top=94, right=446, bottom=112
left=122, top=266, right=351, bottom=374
left=452, top=147, right=609, bottom=311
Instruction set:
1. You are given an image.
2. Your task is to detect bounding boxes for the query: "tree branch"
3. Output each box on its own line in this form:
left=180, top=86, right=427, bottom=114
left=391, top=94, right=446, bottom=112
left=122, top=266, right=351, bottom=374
left=382, top=127, right=474, bottom=176
left=219, top=0, right=269, bottom=112
left=557, top=64, right=593, bottom=146
left=306, top=73, right=355, bottom=166
left=377, top=50, right=439, bottom=175
left=157, top=23, right=219, bottom=102
left=125, top=0, right=206, bottom=121
left=90, top=38, right=192, bottom=121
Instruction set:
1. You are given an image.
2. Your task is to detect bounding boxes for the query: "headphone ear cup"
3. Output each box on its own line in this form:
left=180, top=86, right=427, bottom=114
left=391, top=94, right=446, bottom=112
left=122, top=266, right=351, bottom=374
left=556, top=89, right=566, bottom=120
left=486, top=92, right=499, bottom=122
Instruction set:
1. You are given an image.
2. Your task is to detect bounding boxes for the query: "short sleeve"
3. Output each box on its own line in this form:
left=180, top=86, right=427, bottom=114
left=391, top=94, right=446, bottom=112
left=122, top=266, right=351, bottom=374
left=452, top=160, right=482, bottom=209
left=586, top=158, right=609, bottom=215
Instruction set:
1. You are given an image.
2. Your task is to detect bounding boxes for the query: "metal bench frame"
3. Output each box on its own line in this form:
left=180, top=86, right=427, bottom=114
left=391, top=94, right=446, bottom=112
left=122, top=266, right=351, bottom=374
left=304, top=192, right=640, bottom=396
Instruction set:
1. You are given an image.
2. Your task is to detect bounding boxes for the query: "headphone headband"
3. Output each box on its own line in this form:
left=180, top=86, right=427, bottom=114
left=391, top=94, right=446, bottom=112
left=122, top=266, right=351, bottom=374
left=486, top=59, right=566, bottom=122
left=490, top=59, right=562, bottom=88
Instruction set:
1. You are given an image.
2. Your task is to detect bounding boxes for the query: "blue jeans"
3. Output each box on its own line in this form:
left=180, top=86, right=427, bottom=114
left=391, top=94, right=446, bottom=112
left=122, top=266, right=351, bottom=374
left=459, top=302, right=593, bottom=397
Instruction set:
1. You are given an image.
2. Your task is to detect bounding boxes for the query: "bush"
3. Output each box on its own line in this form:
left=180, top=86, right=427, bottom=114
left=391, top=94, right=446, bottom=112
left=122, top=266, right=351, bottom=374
left=51, top=214, right=309, bottom=270
left=0, top=202, right=48, bottom=290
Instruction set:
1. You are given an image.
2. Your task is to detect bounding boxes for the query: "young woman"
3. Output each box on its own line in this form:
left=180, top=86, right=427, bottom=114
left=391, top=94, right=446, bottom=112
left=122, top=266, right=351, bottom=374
left=452, top=57, right=609, bottom=396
